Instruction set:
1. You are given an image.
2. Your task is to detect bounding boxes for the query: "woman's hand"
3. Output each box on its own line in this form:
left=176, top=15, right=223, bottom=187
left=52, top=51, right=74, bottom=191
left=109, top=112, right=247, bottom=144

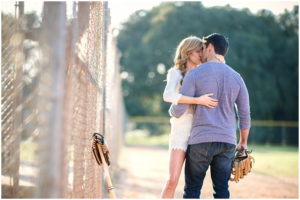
left=195, top=93, right=218, bottom=109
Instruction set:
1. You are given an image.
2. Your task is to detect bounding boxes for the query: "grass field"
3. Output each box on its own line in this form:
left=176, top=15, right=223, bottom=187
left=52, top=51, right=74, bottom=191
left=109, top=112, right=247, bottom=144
left=20, top=140, right=38, bottom=162
left=20, top=131, right=298, bottom=179
left=250, top=144, right=298, bottom=177
left=125, top=130, right=299, bottom=178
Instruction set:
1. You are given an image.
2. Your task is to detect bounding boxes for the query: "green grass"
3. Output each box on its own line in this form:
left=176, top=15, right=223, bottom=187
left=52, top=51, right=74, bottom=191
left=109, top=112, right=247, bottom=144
left=125, top=131, right=299, bottom=178
left=249, top=144, right=298, bottom=177
left=125, top=130, right=169, bottom=148
left=20, top=140, right=38, bottom=162
left=20, top=140, right=75, bottom=161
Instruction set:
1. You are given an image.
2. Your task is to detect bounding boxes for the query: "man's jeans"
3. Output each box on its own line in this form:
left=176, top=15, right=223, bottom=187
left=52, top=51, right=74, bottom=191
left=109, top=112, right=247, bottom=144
left=183, top=142, right=236, bottom=199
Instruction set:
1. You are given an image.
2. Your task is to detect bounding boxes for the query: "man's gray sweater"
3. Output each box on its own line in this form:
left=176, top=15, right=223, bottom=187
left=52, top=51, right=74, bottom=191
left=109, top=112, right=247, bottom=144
left=169, top=62, right=251, bottom=145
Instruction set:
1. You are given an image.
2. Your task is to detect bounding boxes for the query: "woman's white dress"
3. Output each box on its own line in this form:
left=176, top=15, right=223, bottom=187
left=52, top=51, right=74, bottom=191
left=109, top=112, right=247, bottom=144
left=163, top=68, right=193, bottom=151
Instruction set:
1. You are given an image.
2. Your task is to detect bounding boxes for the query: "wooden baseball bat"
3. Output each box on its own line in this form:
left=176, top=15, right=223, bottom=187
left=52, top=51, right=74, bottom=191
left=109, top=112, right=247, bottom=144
left=97, top=142, right=116, bottom=198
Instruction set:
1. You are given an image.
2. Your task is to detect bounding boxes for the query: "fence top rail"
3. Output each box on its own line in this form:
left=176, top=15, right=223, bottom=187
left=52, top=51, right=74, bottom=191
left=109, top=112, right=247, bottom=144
left=129, top=116, right=298, bottom=127
left=250, top=120, right=298, bottom=127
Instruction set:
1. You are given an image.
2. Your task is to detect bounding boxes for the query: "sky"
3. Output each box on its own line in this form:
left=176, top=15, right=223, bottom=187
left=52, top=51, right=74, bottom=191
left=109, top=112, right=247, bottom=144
left=1, top=0, right=299, bottom=29
left=109, top=0, right=298, bottom=29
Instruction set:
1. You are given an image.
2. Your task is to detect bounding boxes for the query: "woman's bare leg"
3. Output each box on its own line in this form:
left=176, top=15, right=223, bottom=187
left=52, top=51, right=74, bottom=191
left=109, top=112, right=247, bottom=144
left=161, top=149, right=186, bottom=198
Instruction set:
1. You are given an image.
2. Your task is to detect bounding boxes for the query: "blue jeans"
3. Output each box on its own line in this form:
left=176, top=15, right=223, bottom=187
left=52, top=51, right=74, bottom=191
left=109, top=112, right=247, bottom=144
left=183, top=142, right=236, bottom=199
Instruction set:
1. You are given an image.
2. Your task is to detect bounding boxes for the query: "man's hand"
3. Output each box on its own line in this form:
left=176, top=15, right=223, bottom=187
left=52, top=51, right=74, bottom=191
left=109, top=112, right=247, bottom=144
left=236, top=129, right=249, bottom=150
left=236, top=143, right=247, bottom=150
left=169, top=103, right=187, bottom=118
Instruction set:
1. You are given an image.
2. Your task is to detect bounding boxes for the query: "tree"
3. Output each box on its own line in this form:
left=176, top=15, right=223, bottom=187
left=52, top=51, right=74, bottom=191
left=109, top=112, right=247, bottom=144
left=117, top=2, right=298, bottom=123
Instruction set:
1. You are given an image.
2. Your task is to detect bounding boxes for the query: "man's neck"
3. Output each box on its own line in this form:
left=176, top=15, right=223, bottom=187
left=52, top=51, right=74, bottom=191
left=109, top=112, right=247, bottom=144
left=207, top=58, right=220, bottom=63
left=207, top=54, right=220, bottom=63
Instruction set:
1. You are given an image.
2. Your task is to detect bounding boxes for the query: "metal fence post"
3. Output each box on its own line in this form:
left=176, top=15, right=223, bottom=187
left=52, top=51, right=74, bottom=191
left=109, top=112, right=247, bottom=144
left=281, top=126, right=287, bottom=146
left=37, top=2, right=66, bottom=198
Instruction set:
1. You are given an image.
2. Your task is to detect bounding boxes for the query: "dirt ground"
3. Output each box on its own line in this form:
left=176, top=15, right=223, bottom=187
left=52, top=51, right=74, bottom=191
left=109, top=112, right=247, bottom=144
left=2, top=145, right=298, bottom=198
left=115, top=145, right=298, bottom=199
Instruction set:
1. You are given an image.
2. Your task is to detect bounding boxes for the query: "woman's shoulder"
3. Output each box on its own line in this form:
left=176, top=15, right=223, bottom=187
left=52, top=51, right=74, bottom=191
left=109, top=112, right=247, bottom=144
left=167, top=68, right=182, bottom=77
left=167, top=68, right=182, bottom=82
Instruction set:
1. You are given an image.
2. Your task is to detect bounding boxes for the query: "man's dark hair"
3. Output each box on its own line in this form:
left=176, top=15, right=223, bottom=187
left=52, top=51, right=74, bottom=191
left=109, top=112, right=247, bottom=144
left=202, top=33, right=229, bottom=56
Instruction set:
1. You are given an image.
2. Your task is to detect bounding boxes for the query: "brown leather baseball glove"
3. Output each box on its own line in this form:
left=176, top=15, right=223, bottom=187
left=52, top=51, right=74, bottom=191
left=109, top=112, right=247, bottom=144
left=230, top=149, right=254, bottom=182
left=92, top=132, right=110, bottom=166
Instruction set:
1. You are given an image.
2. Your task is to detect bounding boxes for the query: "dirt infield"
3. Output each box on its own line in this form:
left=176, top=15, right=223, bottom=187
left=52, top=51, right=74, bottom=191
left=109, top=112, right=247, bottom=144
left=2, top=145, right=297, bottom=198
left=115, top=145, right=298, bottom=199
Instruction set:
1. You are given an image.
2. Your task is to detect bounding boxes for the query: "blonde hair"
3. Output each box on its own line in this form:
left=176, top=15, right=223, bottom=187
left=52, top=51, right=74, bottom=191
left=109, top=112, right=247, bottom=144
left=172, top=36, right=202, bottom=83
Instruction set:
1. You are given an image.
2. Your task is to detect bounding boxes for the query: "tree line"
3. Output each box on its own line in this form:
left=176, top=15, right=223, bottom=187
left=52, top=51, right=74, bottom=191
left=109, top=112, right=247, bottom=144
left=117, top=2, right=298, bottom=123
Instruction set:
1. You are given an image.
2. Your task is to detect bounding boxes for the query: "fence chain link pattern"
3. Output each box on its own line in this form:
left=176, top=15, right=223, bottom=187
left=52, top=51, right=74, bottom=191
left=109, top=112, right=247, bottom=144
left=1, top=2, right=123, bottom=198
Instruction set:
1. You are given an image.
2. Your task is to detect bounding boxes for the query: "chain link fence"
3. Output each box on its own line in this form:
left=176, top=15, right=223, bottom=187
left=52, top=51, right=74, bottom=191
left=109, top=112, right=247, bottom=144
left=2, top=1, right=124, bottom=198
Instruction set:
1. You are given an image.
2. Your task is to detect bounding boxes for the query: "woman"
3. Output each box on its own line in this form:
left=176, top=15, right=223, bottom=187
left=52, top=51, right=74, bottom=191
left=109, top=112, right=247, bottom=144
left=161, top=36, right=219, bottom=198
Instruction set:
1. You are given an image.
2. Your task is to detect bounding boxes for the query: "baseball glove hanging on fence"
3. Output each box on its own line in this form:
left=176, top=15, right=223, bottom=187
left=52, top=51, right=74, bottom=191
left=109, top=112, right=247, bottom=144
left=92, top=132, right=110, bottom=166
left=91, top=133, right=116, bottom=198
left=230, top=149, right=254, bottom=182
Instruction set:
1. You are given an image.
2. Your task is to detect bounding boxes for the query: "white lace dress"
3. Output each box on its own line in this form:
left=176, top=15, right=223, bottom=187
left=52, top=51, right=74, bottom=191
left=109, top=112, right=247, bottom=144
left=163, top=68, right=193, bottom=151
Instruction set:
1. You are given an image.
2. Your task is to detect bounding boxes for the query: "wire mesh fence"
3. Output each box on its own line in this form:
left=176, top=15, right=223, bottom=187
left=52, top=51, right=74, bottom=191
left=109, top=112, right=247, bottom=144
left=1, top=5, right=22, bottom=197
left=2, top=1, right=124, bottom=198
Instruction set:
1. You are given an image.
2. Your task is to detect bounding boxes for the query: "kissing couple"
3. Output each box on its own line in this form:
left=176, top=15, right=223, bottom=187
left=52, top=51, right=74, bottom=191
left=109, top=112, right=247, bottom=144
left=161, top=33, right=251, bottom=198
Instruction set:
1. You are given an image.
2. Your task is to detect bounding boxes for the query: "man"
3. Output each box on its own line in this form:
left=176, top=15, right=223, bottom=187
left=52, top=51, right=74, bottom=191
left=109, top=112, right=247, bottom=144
left=169, top=33, right=251, bottom=198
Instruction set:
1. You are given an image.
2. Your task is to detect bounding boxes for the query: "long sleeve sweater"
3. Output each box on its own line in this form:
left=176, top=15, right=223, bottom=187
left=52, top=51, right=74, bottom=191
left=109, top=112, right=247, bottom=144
left=169, top=62, right=251, bottom=145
